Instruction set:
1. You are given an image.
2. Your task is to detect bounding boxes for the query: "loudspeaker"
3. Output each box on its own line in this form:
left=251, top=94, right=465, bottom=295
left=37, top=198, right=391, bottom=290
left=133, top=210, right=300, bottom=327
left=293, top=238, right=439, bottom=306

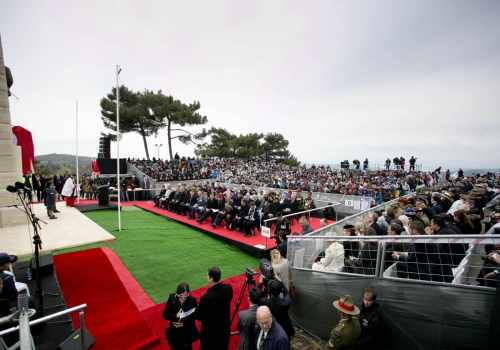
left=30, top=254, right=54, bottom=276
left=97, top=186, right=109, bottom=206
left=58, top=327, right=95, bottom=350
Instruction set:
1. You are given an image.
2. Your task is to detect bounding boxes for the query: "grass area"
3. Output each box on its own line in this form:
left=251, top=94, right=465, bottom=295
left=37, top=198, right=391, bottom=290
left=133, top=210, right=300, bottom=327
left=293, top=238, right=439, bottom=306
left=55, top=206, right=258, bottom=303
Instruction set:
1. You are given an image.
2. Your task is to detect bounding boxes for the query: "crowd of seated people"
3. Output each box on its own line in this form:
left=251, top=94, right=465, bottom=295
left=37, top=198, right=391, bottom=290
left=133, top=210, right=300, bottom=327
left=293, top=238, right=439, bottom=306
left=130, top=156, right=445, bottom=200
left=129, top=154, right=211, bottom=182
left=154, top=181, right=327, bottom=238
left=315, top=172, right=499, bottom=286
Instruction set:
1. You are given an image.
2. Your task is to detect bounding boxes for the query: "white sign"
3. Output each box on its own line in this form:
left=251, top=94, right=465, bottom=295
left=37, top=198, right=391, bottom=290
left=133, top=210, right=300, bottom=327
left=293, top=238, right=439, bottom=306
left=261, top=226, right=271, bottom=238
left=353, top=200, right=361, bottom=210
left=344, top=199, right=354, bottom=207
left=361, top=198, right=372, bottom=210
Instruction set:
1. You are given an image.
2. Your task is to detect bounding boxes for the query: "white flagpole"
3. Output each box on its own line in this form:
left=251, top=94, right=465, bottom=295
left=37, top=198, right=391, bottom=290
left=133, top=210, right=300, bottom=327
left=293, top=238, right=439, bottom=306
left=75, top=100, right=80, bottom=204
left=116, top=65, right=122, bottom=231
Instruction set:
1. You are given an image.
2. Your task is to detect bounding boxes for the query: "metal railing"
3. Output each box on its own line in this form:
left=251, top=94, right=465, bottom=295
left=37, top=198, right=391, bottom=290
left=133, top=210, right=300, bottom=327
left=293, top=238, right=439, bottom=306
left=305, top=193, right=414, bottom=236
left=262, top=203, right=341, bottom=224
left=287, top=234, right=500, bottom=290
left=0, top=303, right=88, bottom=350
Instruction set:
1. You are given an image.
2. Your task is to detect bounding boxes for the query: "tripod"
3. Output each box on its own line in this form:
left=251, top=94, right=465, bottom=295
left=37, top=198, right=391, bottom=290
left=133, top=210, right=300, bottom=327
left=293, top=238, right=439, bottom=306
left=230, top=271, right=256, bottom=329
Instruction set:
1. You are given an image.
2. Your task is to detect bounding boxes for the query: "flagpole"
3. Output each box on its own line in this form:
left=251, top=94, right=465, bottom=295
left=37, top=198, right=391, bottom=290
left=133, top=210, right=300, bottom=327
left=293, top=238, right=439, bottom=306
left=116, top=65, right=122, bottom=231
left=75, top=100, right=80, bottom=204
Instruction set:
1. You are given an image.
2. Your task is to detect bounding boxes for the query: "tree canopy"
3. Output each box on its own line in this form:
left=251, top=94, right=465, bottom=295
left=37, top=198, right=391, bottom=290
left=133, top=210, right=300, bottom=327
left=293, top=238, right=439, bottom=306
left=100, top=86, right=208, bottom=160
left=195, top=128, right=299, bottom=165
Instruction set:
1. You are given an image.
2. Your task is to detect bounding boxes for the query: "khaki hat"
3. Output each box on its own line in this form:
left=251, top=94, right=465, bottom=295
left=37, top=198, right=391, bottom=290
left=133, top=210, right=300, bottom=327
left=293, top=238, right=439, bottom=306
left=333, top=295, right=360, bottom=315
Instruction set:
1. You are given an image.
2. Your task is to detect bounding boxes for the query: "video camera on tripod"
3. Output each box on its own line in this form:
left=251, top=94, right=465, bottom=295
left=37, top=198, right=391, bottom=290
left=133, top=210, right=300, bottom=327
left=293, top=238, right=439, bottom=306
left=244, top=267, right=257, bottom=285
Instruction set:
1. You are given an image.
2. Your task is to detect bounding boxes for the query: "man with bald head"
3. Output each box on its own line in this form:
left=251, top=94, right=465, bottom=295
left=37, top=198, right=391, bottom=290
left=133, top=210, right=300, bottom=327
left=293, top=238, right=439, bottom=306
left=254, top=305, right=290, bottom=350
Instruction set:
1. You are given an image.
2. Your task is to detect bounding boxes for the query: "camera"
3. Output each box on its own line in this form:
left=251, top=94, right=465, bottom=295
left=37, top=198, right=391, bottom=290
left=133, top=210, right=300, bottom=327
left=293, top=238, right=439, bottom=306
left=245, top=267, right=257, bottom=285
left=259, top=259, right=275, bottom=280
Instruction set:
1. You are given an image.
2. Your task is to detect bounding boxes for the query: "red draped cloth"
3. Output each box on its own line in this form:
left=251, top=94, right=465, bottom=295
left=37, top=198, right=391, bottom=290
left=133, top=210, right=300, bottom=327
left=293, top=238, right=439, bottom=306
left=11, top=125, right=35, bottom=175
left=92, top=159, right=100, bottom=176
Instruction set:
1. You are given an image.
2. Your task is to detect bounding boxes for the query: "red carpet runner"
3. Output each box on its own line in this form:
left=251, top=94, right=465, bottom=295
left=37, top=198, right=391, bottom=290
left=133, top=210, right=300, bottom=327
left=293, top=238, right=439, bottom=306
left=134, top=201, right=330, bottom=251
left=54, top=248, right=162, bottom=350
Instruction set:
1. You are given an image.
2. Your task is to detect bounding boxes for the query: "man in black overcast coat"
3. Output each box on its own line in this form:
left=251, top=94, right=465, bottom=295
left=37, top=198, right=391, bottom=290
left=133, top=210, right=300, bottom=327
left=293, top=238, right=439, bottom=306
left=237, top=287, right=261, bottom=350
left=196, top=266, right=234, bottom=350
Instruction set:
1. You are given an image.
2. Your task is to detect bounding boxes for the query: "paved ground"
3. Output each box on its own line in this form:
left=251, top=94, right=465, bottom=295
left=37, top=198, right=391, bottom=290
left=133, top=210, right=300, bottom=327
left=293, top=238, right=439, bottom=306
left=292, top=327, right=323, bottom=350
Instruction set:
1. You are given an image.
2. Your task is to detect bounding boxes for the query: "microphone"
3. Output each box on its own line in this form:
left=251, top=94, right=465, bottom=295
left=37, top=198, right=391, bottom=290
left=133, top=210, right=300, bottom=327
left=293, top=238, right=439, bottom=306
left=15, top=182, right=31, bottom=192
left=6, top=185, right=17, bottom=193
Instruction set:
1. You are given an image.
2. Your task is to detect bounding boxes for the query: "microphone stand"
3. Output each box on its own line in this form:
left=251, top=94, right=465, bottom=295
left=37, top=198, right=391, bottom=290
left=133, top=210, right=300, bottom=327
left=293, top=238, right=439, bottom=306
left=14, top=190, right=49, bottom=316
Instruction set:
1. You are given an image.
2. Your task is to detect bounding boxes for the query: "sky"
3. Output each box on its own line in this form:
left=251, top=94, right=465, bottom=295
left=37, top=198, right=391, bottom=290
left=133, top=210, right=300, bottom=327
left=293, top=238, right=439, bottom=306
left=1, top=0, right=499, bottom=170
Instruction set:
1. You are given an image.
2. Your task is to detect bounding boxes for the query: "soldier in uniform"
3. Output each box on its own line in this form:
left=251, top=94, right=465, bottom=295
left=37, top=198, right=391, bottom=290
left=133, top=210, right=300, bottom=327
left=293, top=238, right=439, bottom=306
left=325, top=295, right=361, bottom=350
left=44, top=179, right=58, bottom=219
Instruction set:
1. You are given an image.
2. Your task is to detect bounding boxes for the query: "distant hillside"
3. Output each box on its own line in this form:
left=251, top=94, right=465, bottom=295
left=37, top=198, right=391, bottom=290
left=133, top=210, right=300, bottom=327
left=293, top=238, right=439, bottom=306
left=35, top=153, right=94, bottom=176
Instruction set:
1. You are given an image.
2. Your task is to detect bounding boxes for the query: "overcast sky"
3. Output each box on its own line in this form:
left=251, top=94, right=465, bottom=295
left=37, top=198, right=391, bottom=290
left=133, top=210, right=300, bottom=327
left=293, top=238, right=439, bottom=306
left=2, top=0, right=499, bottom=169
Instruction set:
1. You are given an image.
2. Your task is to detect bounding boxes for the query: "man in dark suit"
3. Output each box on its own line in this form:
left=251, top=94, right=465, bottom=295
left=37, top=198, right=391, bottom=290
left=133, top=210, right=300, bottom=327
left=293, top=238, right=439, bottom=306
left=237, top=288, right=261, bottom=350
left=254, top=305, right=289, bottom=350
left=265, top=280, right=294, bottom=341
left=243, top=201, right=258, bottom=236
left=196, top=266, right=234, bottom=350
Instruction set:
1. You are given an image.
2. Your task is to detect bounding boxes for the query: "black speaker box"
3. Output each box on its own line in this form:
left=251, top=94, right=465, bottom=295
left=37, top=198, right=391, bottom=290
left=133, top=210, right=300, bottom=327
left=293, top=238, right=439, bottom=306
left=97, top=186, right=109, bottom=206
left=30, top=254, right=54, bottom=276
left=58, top=327, right=95, bottom=350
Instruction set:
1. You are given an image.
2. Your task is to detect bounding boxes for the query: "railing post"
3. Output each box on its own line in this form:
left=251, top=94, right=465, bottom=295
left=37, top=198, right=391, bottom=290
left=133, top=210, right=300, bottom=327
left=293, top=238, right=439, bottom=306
left=79, top=311, right=86, bottom=350
left=375, top=241, right=384, bottom=278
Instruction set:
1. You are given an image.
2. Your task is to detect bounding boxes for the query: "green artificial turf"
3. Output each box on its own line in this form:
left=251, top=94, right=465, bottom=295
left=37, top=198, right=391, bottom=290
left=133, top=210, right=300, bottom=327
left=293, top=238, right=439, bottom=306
left=56, top=206, right=258, bottom=303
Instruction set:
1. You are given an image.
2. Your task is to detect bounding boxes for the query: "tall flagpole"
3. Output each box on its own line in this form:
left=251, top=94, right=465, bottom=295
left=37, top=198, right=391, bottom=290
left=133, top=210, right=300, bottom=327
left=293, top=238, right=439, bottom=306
left=75, top=100, right=80, bottom=204
left=116, top=65, right=122, bottom=231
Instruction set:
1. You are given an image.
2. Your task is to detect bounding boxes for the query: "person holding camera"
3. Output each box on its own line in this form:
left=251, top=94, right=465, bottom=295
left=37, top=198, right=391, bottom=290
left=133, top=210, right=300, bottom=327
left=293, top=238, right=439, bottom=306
left=163, top=282, right=199, bottom=350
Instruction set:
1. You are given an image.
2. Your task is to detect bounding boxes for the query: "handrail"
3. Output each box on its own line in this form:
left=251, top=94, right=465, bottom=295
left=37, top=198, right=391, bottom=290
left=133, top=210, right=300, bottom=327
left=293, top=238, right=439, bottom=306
left=289, top=233, right=499, bottom=243
left=0, top=304, right=87, bottom=337
left=263, top=203, right=341, bottom=223
left=304, top=192, right=415, bottom=236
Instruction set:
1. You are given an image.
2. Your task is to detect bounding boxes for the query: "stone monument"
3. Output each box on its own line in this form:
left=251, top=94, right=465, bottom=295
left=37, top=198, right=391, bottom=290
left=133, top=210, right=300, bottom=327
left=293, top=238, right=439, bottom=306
left=0, top=34, right=26, bottom=227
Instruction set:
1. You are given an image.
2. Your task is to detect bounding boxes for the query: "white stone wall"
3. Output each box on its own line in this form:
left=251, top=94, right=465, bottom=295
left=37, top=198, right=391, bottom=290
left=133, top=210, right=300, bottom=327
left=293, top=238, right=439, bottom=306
left=0, top=34, right=24, bottom=227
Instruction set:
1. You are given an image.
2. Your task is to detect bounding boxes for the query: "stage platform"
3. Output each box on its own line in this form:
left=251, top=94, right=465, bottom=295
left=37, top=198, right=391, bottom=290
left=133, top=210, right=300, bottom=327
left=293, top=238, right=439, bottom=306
left=74, top=202, right=120, bottom=213
left=0, top=203, right=116, bottom=256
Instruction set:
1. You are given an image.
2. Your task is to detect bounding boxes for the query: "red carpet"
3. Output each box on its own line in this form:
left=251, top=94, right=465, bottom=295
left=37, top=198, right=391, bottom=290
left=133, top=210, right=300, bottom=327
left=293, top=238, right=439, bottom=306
left=54, top=248, right=162, bottom=350
left=141, top=273, right=249, bottom=350
left=134, top=201, right=330, bottom=252
left=101, top=247, right=155, bottom=312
